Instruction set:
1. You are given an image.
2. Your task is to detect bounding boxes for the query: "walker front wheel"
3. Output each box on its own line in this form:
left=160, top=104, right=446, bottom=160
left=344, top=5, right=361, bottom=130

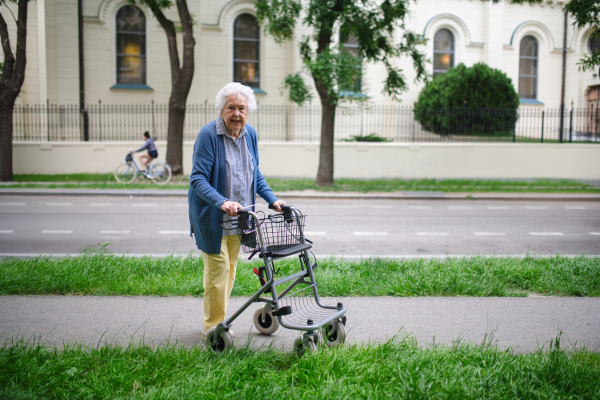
left=205, top=327, right=233, bottom=353
left=253, top=306, right=280, bottom=335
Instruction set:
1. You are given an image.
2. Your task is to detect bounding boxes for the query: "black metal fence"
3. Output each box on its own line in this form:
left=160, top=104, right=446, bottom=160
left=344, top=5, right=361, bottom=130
left=12, top=102, right=600, bottom=143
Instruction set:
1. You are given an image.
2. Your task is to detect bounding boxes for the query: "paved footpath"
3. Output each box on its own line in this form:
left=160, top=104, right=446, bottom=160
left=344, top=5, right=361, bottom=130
left=1, top=295, right=599, bottom=353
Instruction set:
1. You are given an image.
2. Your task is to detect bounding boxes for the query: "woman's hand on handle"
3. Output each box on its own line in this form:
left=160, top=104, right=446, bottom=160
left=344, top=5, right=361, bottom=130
left=270, top=200, right=286, bottom=213
left=221, top=201, right=244, bottom=217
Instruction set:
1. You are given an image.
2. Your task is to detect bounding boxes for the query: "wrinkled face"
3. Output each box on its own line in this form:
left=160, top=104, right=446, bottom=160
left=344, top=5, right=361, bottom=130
left=220, top=94, right=249, bottom=137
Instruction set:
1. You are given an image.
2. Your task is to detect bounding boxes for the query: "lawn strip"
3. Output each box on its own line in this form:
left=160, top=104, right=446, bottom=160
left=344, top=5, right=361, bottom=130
left=1, top=255, right=598, bottom=297
left=8, top=175, right=600, bottom=193
left=0, top=334, right=598, bottom=399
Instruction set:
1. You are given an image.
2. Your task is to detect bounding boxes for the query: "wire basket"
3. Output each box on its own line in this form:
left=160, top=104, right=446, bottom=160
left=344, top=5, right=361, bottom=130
left=240, top=213, right=306, bottom=254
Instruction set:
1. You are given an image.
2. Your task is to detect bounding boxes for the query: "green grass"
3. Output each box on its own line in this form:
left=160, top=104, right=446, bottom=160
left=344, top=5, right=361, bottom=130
left=5, top=175, right=600, bottom=192
left=1, top=253, right=598, bottom=297
left=1, top=333, right=599, bottom=399
left=265, top=178, right=600, bottom=193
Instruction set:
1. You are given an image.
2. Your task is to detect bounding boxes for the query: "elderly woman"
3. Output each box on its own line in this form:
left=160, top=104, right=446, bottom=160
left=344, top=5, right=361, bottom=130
left=188, top=82, right=285, bottom=338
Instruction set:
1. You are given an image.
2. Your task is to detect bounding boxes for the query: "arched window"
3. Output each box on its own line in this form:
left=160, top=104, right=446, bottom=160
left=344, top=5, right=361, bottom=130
left=116, top=6, right=146, bottom=85
left=234, top=14, right=260, bottom=88
left=433, top=29, right=454, bottom=77
left=588, top=31, right=600, bottom=56
left=519, top=35, right=538, bottom=99
left=341, top=32, right=362, bottom=93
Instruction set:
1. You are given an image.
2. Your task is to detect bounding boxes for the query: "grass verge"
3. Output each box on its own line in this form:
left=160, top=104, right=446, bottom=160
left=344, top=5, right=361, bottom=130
left=1, top=333, right=599, bottom=399
left=1, top=253, right=598, bottom=296
left=5, top=175, right=600, bottom=192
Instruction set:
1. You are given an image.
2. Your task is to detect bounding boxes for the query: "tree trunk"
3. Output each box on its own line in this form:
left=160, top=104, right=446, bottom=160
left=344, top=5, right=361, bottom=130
left=146, top=0, right=195, bottom=176
left=0, top=0, right=28, bottom=182
left=166, top=96, right=186, bottom=174
left=0, top=102, right=15, bottom=181
left=314, top=80, right=336, bottom=187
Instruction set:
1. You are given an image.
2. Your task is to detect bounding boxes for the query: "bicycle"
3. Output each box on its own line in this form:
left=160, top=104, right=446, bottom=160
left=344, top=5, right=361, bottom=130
left=114, top=150, right=172, bottom=185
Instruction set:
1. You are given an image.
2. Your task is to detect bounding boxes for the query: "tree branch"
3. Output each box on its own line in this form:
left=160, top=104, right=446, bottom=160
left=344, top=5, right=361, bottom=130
left=0, top=7, right=15, bottom=85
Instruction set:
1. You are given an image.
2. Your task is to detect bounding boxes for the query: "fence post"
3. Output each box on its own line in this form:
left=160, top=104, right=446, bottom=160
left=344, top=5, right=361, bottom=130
left=559, top=104, right=564, bottom=143
left=512, top=109, right=517, bottom=142
left=540, top=110, right=545, bottom=143
left=46, top=99, right=50, bottom=141
left=569, top=107, right=573, bottom=143
left=98, top=100, right=102, bottom=141
left=151, top=99, right=155, bottom=138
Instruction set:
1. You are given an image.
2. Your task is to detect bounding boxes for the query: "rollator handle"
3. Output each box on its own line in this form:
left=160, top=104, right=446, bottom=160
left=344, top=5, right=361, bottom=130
left=268, top=204, right=291, bottom=212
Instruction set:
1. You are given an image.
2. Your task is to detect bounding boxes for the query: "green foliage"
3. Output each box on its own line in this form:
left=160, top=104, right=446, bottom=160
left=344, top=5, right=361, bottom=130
left=414, top=63, right=519, bottom=136
left=342, top=133, right=392, bottom=142
left=282, top=72, right=314, bottom=105
left=255, top=0, right=429, bottom=105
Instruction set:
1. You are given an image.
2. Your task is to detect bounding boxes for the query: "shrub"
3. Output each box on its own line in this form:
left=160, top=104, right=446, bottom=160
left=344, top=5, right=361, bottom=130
left=414, top=63, right=520, bottom=136
left=343, top=133, right=392, bottom=142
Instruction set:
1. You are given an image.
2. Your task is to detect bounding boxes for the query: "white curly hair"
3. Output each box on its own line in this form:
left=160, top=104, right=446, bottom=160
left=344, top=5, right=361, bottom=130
left=215, top=82, right=257, bottom=114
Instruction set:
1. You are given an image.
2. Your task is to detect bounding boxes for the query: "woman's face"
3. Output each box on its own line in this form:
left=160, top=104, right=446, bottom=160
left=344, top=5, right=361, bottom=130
left=221, top=94, right=249, bottom=137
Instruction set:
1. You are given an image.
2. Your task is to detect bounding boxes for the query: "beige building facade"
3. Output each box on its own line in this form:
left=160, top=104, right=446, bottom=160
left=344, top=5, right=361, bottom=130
left=1, top=0, right=598, bottom=110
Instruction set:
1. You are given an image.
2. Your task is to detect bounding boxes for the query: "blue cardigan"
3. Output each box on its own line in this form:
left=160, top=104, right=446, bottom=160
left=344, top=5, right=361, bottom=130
left=188, top=120, right=278, bottom=254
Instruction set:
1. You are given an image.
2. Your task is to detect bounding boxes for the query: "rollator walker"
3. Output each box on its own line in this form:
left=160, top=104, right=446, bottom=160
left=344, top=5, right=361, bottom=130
left=205, top=205, right=347, bottom=355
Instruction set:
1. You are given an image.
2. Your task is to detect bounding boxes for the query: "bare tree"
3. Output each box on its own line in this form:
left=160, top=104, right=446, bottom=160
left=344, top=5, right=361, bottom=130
left=136, top=0, right=195, bottom=175
left=0, top=0, right=28, bottom=181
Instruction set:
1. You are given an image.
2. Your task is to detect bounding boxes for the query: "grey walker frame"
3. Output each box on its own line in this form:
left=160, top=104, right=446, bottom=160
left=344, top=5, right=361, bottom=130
left=209, top=206, right=347, bottom=352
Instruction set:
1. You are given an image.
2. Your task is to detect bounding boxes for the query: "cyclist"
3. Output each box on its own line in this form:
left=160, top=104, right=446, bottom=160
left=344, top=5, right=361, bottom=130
left=134, top=131, right=158, bottom=172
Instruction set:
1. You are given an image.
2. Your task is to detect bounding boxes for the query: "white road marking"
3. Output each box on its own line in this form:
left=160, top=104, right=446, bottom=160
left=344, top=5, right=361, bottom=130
left=448, top=206, right=470, bottom=209
left=100, top=230, right=130, bottom=234
left=90, top=203, right=114, bottom=207
left=487, top=206, right=509, bottom=209
left=304, top=231, right=326, bottom=235
left=0, top=230, right=14, bottom=233
left=474, top=232, right=506, bottom=236
left=525, top=206, right=548, bottom=209
left=0, top=203, right=25, bottom=206
left=416, top=232, right=448, bottom=236
left=46, top=203, right=72, bottom=206
left=158, top=230, right=188, bottom=234
left=371, top=206, right=393, bottom=209
left=333, top=206, right=354, bottom=209
left=409, top=206, right=431, bottom=209
left=354, top=232, right=388, bottom=236
left=565, top=206, right=586, bottom=210
left=42, top=230, right=73, bottom=234
left=529, top=232, right=565, bottom=236
left=589, top=232, right=600, bottom=236
left=177, top=204, right=188, bottom=207
left=132, top=204, right=158, bottom=207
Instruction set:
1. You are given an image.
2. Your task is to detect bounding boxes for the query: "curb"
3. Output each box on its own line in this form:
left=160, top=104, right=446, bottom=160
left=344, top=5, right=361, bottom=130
left=1, top=187, right=600, bottom=201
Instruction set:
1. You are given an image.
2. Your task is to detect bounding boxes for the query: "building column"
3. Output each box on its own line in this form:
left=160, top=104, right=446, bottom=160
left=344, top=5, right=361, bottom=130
left=484, top=0, right=504, bottom=69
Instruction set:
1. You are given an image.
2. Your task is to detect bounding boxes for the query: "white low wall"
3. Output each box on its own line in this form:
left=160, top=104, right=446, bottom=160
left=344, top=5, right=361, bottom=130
left=12, top=141, right=600, bottom=180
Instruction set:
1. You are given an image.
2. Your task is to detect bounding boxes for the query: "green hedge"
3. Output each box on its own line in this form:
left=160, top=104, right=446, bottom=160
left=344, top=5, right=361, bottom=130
left=414, top=63, right=520, bottom=136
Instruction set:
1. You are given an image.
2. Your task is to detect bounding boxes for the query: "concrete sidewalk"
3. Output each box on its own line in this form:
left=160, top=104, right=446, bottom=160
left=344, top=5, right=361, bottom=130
left=1, top=187, right=600, bottom=201
left=1, top=295, right=599, bottom=353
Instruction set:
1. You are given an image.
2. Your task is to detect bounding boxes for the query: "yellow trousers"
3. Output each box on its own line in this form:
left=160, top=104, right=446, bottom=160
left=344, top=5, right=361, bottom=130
left=202, top=235, right=241, bottom=330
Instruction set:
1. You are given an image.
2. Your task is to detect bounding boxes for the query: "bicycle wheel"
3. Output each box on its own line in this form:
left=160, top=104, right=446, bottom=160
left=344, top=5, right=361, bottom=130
left=114, top=162, right=137, bottom=183
left=149, top=162, right=172, bottom=185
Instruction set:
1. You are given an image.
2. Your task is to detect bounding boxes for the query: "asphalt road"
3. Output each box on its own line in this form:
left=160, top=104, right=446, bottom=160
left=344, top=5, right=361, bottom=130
left=1, top=295, right=598, bottom=353
left=0, top=195, right=599, bottom=256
